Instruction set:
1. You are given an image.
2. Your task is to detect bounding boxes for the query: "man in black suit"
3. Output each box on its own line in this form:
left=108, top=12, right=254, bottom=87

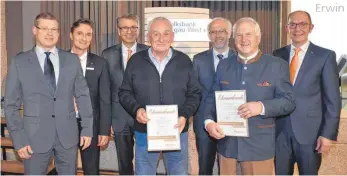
left=101, top=14, right=149, bottom=175
left=70, top=18, right=111, bottom=175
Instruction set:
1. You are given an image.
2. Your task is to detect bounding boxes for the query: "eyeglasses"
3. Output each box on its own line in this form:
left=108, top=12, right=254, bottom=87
left=209, top=29, right=227, bottom=35
left=36, top=26, right=59, bottom=33
left=287, top=22, right=310, bottom=29
left=119, top=26, right=138, bottom=32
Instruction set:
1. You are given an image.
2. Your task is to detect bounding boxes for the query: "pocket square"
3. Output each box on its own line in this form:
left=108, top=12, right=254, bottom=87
left=257, top=81, right=271, bottom=87
left=220, top=81, right=230, bottom=85
left=86, top=67, right=94, bottom=70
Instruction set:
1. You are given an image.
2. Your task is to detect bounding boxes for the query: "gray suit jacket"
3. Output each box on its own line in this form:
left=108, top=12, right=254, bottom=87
left=205, top=54, right=295, bottom=161
left=4, top=48, right=93, bottom=153
left=101, top=43, right=149, bottom=133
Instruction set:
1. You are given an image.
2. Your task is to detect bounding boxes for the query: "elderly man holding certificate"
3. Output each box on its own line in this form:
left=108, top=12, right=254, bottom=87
left=204, top=17, right=296, bottom=175
left=118, top=16, right=201, bottom=175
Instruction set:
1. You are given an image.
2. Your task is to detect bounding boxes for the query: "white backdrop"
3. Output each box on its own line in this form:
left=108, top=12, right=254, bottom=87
left=291, top=0, right=347, bottom=60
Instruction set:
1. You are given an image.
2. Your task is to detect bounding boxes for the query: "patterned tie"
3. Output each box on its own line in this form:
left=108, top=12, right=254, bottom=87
left=217, top=54, right=224, bottom=60
left=127, top=49, right=133, bottom=62
left=44, top=52, right=56, bottom=91
left=289, top=48, right=301, bottom=84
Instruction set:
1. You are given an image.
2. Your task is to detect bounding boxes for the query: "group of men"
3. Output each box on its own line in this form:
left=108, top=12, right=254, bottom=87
left=4, top=10, right=340, bottom=175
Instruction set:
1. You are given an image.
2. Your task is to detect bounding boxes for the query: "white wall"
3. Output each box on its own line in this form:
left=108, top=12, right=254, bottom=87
left=291, top=0, right=347, bottom=60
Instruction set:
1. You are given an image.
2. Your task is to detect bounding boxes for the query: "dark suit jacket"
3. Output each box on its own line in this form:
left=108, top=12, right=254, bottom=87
left=273, top=42, right=341, bottom=144
left=192, top=49, right=236, bottom=137
left=83, top=53, right=111, bottom=136
left=4, top=48, right=93, bottom=152
left=101, top=43, right=149, bottom=133
left=205, top=54, right=295, bottom=161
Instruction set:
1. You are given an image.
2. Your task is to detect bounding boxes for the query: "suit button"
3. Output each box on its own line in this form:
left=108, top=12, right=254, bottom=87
left=244, top=66, right=247, bottom=70
left=52, top=115, right=55, bottom=118
left=53, top=98, right=56, bottom=101
left=242, top=81, right=245, bottom=85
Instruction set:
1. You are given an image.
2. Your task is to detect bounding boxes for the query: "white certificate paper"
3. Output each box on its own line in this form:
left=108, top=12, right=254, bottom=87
left=146, top=105, right=181, bottom=151
left=215, top=90, right=249, bottom=137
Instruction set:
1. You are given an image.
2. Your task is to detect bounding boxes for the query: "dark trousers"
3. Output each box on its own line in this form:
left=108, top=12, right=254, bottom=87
left=114, top=124, right=135, bottom=175
left=275, top=120, right=322, bottom=175
left=195, top=132, right=218, bottom=175
left=78, top=120, right=100, bottom=175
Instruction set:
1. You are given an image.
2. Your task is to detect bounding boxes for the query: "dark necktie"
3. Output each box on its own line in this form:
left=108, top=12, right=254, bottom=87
left=217, top=54, right=224, bottom=60
left=44, top=52, right=56, bottom=91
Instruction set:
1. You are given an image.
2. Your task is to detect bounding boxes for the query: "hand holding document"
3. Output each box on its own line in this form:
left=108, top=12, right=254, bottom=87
left=146, top=105, right=181, bottom=151
left=215, top=90, right=249, bottom=137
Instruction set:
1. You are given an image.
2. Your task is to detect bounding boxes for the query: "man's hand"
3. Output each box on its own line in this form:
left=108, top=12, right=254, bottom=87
left=80, top=136, right=92, bottom=150
left=97, top=135, right=109, bottom=146
left=174, top=116, right=187, bottom=133
left=206, top=122, right=225, bottom=140
left=238, top=101, right=263, bottom=119
left=136, top=108, right=149, bottom=124
left=316, top=136, right=334, bottom=153
left=17, top=145, right=33, bottom=159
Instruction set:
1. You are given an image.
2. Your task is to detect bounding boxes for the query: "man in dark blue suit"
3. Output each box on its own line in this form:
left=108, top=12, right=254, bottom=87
left=273, top=10, right=341, bottom=175
left=192, top=17, right=235, bottom=175
left=205, top=17, right=295, bottom=175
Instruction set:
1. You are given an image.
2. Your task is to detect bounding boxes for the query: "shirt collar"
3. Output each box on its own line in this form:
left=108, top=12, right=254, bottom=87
left=122, top=42, right=137, bottom=53
left=36, top=45, right=58, bottom=56
left=148, top=48, right=173, bottom=62
left=213, top=48, right=229, bottom=59
left=71, top=49, right=88, bottom=62
left=238, top=50, right=259, bottom=63
left=291, top=40, right=310, bottom=53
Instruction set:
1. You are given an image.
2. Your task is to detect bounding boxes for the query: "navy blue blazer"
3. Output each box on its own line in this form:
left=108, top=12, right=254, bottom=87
left=205, top=53, right=295, bottom=161
left=273, top=42, right=341, bottom=144
left=192, top=49, right=236, bottom=137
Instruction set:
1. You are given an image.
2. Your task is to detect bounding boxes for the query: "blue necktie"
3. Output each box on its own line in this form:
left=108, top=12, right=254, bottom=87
left=44, top=52, right=56, bottom=91
left=217, top=54, right=224, bottom=60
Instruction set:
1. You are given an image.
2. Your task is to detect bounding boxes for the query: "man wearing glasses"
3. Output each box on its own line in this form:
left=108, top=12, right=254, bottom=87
left=102, top=14, right=149, bottom=175
left=4, top=12, right=93, bottom=174
left=192, top=17, right=235, bottom=175
left=273, top=10, right=341, bottom=174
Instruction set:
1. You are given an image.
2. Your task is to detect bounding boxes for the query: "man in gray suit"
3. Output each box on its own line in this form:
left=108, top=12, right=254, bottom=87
left=101, top=14, right=149, bottom=175
left=4, top=12, right=93, bottom=175
left=204, top=17, right=295, bottom=175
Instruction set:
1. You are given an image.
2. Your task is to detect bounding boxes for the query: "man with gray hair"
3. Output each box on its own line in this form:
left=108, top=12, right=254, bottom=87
left=192, top=17, right=236, bottom=175
left=102, top=14, right=149, bottom=175
left=119, top=16, right=201, bottom=175
left=204, top=17, right=295, bottom=174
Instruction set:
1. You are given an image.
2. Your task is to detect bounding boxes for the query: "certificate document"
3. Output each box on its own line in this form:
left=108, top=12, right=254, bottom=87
left=215, top=90, right=249, bottom=137
left=146, top=105, right=180, bottom=151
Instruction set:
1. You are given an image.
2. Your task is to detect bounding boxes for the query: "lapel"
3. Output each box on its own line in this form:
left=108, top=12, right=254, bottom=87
left=206, top=49, right=215, bottom=74
left=116, top=45, right=125, bottom=74
left=28, top=48, right=54, bottom=96
left=282, top=45, right=291, bottom=63
left=85, top=53, right=95, bottom=80
left=294, top=42, right=315, bottom=87
left=55, top=49, right=66, bottom=96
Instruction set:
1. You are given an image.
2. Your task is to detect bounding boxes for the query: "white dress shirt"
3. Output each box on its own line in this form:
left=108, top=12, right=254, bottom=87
left=122, top=42, right=137, bottom=70
left=71, top=50, right=88, bottom=76
left=289, top=40, right=310, bottom=84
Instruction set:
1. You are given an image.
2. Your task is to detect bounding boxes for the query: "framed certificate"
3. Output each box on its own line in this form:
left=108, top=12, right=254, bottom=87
left=146, top=105, right=181, bottom=151
left=215, top=90, right=249, bottom=137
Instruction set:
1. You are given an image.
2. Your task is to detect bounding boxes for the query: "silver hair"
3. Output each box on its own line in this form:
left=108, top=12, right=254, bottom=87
left=208, top=17, right=232, bottom=33
left=232, top=17, right=261, bottom=38
left=147, top=16, right=173, bottom=32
